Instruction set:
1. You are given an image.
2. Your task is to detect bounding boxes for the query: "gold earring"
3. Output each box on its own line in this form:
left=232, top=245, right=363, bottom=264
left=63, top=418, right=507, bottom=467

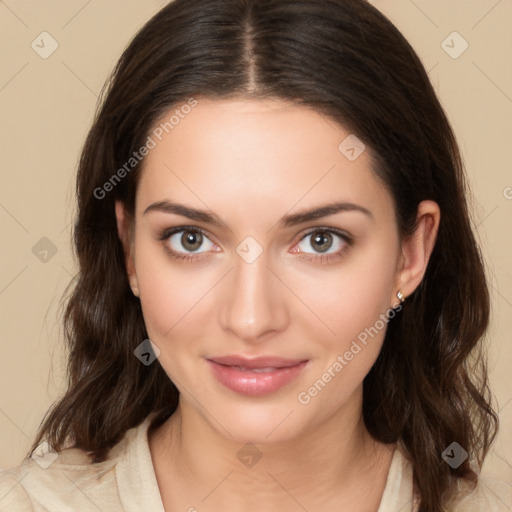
left=397, top=290, right=405, bottom=303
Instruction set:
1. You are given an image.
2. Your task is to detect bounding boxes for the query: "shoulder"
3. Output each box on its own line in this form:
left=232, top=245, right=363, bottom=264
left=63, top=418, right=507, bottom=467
left=0, top=415, right=162, bottom=512
left=0, top=466, right=32, bottom=512
left=446, top=473, right=512, bottom=512
left=393, top=442, right=511, bottom=512
left=0, top=440, right=124, bottom=511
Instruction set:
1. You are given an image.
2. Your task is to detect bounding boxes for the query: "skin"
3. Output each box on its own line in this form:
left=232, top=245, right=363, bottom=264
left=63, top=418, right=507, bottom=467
left=116, top=97, right=440, bottom=511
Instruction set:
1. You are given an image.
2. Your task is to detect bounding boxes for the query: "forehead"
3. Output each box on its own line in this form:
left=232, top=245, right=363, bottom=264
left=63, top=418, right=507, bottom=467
left=135, top=98, right=394, bottom=227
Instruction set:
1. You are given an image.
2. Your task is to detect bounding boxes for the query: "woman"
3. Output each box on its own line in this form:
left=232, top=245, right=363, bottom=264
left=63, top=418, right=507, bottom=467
left=0, top=0, right=509, bottom=510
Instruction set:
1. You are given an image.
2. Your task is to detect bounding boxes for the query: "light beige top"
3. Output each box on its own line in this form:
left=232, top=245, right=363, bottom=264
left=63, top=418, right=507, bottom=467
left=1, top=414, right=510, bottom=511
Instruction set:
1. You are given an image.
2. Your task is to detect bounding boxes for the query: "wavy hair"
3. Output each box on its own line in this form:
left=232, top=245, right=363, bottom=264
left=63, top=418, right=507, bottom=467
left=29, top=1, right=498, bottom=510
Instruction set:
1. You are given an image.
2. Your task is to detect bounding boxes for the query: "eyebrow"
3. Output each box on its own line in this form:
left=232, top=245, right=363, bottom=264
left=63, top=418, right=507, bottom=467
left=143, top=200, right=374, bottom=229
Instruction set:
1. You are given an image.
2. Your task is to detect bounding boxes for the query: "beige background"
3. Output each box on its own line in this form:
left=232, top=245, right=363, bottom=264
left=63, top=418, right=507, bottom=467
left=1, top=0, right=511, bottom=487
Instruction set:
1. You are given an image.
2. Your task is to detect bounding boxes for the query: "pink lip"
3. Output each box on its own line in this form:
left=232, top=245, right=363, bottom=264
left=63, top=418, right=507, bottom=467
left=206, top=355, right=309, bottom=396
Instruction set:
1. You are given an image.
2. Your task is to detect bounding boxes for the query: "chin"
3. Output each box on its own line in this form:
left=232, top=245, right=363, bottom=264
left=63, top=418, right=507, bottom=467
left=204, top=395, right=311, bottom=445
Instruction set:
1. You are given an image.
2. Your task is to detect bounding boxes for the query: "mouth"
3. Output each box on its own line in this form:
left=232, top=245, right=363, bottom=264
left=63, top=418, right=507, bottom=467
left=206, top=355, right=309, bottom=396
left=226, top=366, right=286, bottom=373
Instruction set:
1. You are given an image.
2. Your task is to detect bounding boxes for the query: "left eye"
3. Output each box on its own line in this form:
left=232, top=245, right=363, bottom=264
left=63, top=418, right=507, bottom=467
left=295, top=229, right=349, bottom=254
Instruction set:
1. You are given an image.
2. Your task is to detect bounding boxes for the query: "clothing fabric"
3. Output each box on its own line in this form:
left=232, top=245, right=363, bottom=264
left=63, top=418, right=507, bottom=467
left=1, top=414, right=510, bottom=511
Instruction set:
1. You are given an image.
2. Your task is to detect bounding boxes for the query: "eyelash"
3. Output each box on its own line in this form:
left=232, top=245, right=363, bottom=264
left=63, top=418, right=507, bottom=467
left=158, top=226, right=354, bottom=264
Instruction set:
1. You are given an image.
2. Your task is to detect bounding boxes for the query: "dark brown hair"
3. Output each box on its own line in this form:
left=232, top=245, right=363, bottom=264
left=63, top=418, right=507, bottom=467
left=29, top=1, right=498, bottom=510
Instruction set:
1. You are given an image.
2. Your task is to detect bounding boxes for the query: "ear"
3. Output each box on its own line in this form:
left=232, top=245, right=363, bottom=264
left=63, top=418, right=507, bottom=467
left=393, top=200, right=440, bottom=304
left=115, top=200, right=140, bottom=297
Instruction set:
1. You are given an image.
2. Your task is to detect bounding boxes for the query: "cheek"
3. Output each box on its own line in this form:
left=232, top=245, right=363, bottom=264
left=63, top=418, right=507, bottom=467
left=289, top=238, right=398, bottom=399
left=293, top=294, right=396, bottom=434
left=134, top=238, right=203, bottom=340
left=291, top=239, right=398, bottom=347
left=134, top=247, right=213, bottom=386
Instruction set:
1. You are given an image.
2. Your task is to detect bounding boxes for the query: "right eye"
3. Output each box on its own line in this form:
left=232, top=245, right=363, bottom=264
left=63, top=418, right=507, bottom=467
left=159, top=227, right=218, bottom=262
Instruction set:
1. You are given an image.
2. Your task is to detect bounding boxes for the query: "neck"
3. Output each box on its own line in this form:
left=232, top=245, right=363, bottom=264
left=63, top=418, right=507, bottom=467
left=149, top=389, right=395, bottom=512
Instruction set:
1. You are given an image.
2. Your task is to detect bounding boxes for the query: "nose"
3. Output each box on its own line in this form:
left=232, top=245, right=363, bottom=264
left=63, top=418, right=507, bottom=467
left=219, top=250, right=289, bottom=343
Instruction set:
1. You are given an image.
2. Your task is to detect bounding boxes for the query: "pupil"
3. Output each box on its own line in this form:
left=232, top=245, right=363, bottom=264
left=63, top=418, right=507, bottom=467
left=183, top=230, right=202, bottom=251
left=312, top=231, right=332, bottom=253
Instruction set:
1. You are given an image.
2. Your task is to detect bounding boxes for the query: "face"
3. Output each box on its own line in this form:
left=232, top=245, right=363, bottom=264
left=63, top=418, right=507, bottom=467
left=120, top=98, right=406, bottom=444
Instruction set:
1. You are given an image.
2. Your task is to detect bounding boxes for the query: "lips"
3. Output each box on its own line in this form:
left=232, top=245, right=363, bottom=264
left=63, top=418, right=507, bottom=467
left=208, top=355, right=307, bottom=369
left=206, top=355, right=309, bottom=395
